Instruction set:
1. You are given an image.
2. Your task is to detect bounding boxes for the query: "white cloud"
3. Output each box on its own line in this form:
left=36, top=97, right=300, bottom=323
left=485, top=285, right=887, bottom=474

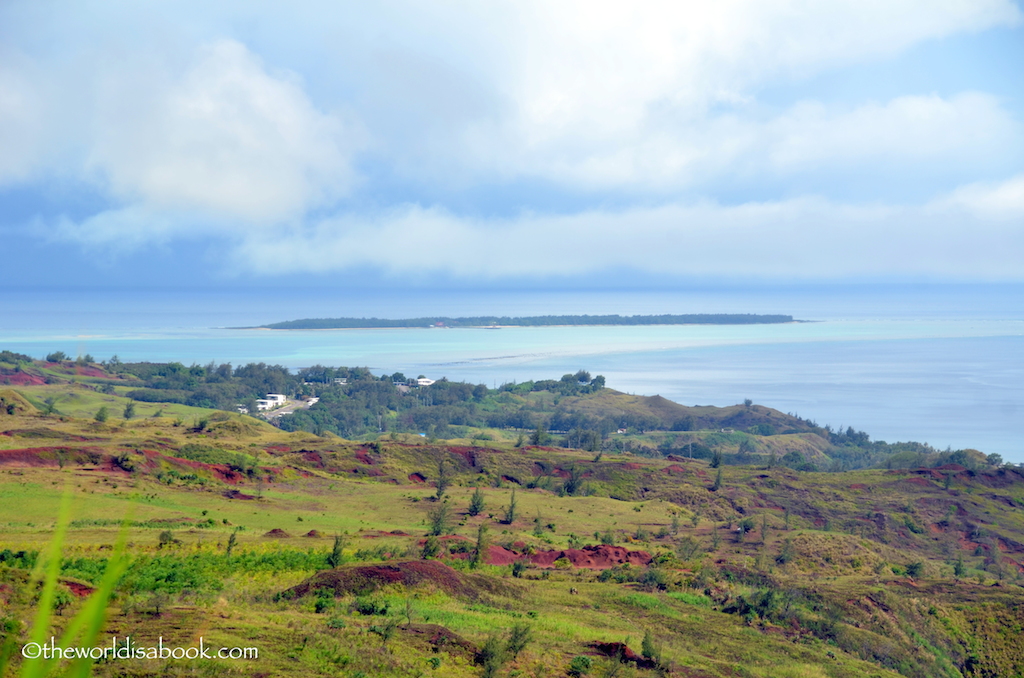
left=88, top=39, right=361, bottom=225
left=763, top=92, right=1018, bottom=171
left=444, top=0, right=1023, bottom=188
left=1, top=1, right=1022, bottom=281
left=0, top=55, right=49, bottom=183
left=229, top=174, right=1024, bottom=280
left=52, top=205, right=221, bottom=250
left=938, top=174, right=1024, bottom=221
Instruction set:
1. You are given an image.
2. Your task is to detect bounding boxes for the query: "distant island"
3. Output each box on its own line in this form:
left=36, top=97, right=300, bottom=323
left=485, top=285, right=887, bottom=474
left=250, top=313, right=796, bottom=330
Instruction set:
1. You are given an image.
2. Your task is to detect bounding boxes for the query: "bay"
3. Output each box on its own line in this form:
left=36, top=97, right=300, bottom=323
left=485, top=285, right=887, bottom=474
left=1, top=284, right=1021, bottom=460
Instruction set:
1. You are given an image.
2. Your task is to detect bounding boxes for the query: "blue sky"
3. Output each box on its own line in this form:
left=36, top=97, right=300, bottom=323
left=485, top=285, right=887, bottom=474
left=1, top=1, right=1022, bottom=288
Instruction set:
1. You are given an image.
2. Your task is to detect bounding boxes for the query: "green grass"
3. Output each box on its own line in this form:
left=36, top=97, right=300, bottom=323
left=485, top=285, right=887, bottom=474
left=1, top=405, right=1023, bottom=677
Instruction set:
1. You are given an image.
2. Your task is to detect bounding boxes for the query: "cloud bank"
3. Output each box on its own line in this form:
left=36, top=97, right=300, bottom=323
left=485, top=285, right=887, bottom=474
left=0, top=1, right=1021, bottom=281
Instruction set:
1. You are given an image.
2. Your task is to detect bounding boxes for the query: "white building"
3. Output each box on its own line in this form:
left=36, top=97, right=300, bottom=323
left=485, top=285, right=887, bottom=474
left=256, top=394, right=288, bottom=411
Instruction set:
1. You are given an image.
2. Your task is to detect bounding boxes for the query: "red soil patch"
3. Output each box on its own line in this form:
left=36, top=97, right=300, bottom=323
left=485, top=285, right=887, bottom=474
left=0, top=448, right=64, bottom=467
left=902, top=477, right=932, bottom=487
left=354, top=449, right=376, bottom=465
left=284, top=560, right=510, bottom=601
left=0, top=372, right=45, bottom=386
left=663, top=464, right=688, bottom=475
left=620, top=463, right=643, bottom=470
left=408, top=472, right=426, bottom=483
left=302, top=451, right=325, bottom=468
left=448, top=545, right=520, bottom=566
left=361, top=530, right=409, bottom=539
left=483, top=545, right=519, bottom=566
left=263, top=529, right=291, bottom=538
left=589, top=641, right=658, bottom=669
left=147, top=450, right=244, bottom=483
left=223, top=489, right=256, bottom=500
left=265, top=445, right=291, bottom=454
left=404, top=624, right=478, bottom=658
left=849, top=484, right=868, bottom=490
left=62, top=580, right=95, bottom=598
left=522, top=445, right=561, bottom=453
left=501, top=475, right=521, bottom=485
left=447, top=447, right=482, bottom=467
left=530, top=545, right=652, bottom=569
left=304, top=530, right=322, bottom=538
left=74, top=366, right=107, bottom=378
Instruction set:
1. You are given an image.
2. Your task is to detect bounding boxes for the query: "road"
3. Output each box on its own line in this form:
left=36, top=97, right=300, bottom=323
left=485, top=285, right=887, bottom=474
left=263, top=397, right=318, bottom=421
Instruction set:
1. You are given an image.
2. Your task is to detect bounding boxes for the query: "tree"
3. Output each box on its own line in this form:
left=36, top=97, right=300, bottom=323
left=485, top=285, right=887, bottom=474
left=369, top=617, right=400, bottom=651
left=562, top=465, right=584, bottom=496
left=676, top=536, right=700, bottom=561
left=427, top=501, right=452, bottom=536
left=52, top=585, right=73, bottom=616
left=434, top=456, right=450, bottom=501
left=421, top=535, right=442, bottom=559
left=327, top=534, right=347, bottom=568
left=710, top=450, right=723, bottom=468
left=46, top=351, right=68, bottom=363
left=43, top=396, right=59, bottom=416
left=529, top=424, right=550, bottom=446
left=502, top=489, right=518, bottom=525
left=711, top=467, right=722, bottom=492
left=94, top=406, right=109, bottom=423
left=641, top=630, right=661, bottom=667
left=736, top=517, right=755, bottom=543
left=479, top=633, right=508, bottom=678
left=471, top=523, right=489, bottom=568
left=738, top=438, right=757, bottom=460
left=506, top=623, right=532, bottom=660
left=123, top=401, right=136, bottom=420
left=468, top=486, right=486, bottom=516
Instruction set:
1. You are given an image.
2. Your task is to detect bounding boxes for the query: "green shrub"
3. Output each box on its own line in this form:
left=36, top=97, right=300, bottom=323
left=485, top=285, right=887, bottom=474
left=568, top=655, right=592, bottom=676
left=352, top=597, right=390, bottom=616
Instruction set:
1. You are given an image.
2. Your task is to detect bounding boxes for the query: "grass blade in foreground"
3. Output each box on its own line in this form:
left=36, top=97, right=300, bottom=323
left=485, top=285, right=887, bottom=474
left=0, top=492, right=130, bottom=678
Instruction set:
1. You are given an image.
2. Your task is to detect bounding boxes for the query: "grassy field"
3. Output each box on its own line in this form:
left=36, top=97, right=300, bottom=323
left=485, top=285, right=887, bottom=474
left=1, top=392, right=1023, bottom=677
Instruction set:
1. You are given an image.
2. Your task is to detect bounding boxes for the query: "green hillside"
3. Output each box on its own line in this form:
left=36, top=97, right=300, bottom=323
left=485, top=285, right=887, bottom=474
left=1, top=369, right=1022, bottom=677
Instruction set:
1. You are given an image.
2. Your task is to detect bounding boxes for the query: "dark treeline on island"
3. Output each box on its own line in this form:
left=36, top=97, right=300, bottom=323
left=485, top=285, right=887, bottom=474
left=251, top=313, right=796, bottom=330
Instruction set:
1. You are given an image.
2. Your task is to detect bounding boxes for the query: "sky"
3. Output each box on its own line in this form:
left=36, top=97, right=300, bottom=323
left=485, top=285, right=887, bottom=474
left=1, top=1, right=1022, bottom=289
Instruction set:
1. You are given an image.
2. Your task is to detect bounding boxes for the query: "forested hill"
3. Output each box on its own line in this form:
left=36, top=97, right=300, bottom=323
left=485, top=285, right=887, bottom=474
left=252, top=313, right=796, bottom=330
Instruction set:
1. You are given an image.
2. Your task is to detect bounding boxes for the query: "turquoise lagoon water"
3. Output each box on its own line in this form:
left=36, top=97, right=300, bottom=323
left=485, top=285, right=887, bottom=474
left=1, top=286, right=1022, bottom=460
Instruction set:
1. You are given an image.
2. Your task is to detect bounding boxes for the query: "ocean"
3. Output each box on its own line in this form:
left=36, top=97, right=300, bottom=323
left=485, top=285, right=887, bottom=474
left=2, top=284, right=1021, bottom=460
